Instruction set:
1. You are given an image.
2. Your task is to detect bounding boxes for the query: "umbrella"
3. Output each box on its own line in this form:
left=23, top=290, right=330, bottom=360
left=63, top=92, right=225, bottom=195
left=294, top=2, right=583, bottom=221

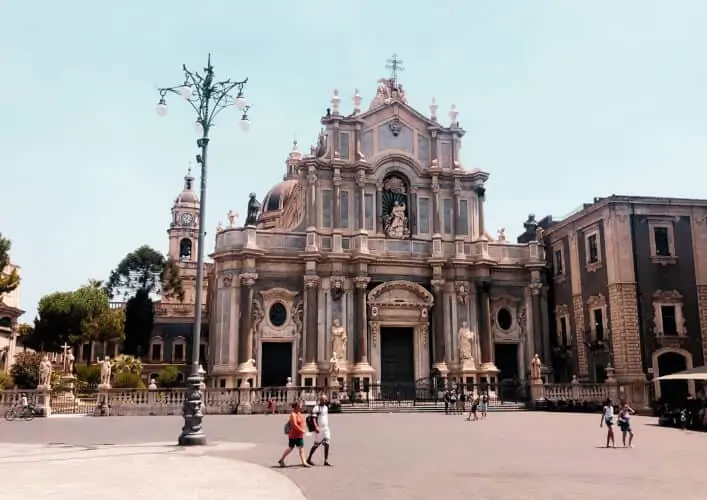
left=655, top=365, right=707, bottom=381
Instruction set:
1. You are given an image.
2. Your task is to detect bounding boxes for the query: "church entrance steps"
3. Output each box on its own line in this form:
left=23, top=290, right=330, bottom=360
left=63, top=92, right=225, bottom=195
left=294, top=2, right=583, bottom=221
left=340, top=401, right=527, bottom=414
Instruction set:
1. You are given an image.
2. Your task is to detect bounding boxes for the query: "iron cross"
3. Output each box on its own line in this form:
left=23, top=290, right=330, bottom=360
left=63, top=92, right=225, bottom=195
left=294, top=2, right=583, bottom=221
left=386, top=54, right=405, bottom=85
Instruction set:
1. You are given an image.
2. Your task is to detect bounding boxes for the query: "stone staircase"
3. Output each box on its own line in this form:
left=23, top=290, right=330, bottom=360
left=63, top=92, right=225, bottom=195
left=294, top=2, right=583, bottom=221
left=339, top=401, right=528, bottom=414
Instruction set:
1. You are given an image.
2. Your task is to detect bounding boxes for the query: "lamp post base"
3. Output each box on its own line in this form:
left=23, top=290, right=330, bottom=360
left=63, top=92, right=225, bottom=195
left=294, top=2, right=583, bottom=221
left=177, top=372, right=207, bottom=447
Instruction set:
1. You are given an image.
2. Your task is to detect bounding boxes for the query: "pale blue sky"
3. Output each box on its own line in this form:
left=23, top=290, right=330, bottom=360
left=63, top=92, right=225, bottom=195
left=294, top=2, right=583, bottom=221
left=2, top=1, right=706, bottom=320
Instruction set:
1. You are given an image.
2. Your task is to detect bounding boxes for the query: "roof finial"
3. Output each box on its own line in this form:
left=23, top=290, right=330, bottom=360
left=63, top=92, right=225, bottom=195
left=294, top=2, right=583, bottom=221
left=184, top=161, right=195, bottom=190
left=386, top=54, right=405, bottom=87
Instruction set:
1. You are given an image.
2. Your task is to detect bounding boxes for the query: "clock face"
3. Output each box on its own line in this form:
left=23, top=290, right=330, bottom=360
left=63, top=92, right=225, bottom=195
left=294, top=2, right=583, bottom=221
left=180, top=212, right=194, bottom=225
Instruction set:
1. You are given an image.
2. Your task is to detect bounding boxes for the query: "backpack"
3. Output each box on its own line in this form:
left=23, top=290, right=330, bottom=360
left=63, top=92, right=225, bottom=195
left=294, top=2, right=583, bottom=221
left=283, top=420, right=291, bottom=435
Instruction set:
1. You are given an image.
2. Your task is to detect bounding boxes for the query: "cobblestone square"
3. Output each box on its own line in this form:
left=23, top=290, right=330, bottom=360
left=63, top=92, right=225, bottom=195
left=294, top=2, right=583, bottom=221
left=1, top=412, right=705, bottom=499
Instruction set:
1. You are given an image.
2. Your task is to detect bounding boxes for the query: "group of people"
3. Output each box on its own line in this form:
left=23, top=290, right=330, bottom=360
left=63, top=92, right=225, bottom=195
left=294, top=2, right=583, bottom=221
left=443, top=388, right=490, bottom=421
left=278, top=394, right=332, bottom=468
left=601, top=399, right=636, bottom=448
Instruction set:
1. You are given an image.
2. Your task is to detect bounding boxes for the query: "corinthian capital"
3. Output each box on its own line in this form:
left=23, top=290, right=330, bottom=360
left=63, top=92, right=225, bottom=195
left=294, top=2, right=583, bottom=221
left=307, top=165, right=318, bottom=185
left=529, top=282, right=542, bottom=295
left=354, top=276, right=370, bottom=289
left=304, top=275, right=320, bottom=289
left=431, top=279, right=445, bottom=293
left=240, top=272, right=258, bottom=288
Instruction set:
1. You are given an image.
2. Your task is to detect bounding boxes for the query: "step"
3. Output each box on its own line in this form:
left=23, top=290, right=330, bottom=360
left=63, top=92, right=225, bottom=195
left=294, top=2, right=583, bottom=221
left=340, top=403, right=527, bottom=414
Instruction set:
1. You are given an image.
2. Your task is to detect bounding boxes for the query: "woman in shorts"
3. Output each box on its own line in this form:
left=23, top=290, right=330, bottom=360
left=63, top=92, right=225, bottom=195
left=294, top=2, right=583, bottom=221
left=480, top=393, right=489, bottom=419
left=600, top=398, right=616, bottom=448
left=278, top=401, right=309, bottom=467
left=618, top=403, right=635, bottom=447
left=466, top=396, right=479, bottom=421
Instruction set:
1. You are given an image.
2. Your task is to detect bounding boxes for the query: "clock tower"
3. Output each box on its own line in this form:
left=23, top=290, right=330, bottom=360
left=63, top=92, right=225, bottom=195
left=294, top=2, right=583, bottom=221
left=168, top=167, right=200, bottom=263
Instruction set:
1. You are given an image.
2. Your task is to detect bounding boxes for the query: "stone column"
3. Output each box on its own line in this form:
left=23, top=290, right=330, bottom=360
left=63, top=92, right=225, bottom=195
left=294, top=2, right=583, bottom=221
left=452, top=181, right=460, bottom=237
left=333, top=168, right=341, bottom=229
left=304, top=275, right=320, bottom=363
left=477, top=281, right=493, bottom=364
left=431, top=176, right=441, bottom=234
left=353, top=276, right=370, bottom=363
left=432, top=280, right=446, bottom=365
left=237, top=273, right=257, bottom=368
left=375, top=180, right=383, bottom=234
left=306, top=166, right=317, bottom=228
left=530, top=282, right=543, bottom=363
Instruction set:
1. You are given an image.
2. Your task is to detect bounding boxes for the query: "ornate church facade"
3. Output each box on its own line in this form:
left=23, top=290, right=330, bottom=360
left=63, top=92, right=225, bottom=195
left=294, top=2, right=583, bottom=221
left=202, top=69, right=550, bottom=391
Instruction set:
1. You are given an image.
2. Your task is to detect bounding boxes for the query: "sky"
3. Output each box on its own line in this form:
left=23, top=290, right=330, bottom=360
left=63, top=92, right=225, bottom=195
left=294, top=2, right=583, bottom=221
left=1, top=1, right=706, bottom=321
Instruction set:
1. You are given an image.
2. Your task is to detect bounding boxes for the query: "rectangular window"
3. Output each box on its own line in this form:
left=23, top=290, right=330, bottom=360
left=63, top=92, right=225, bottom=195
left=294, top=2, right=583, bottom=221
left=560, top=317, right=569, bottom=345
left=654, top=227, right=671, bottom=256
left=151, top=343, right=162, bottom=362
left=219, top=378, right=227, bottom=388
left=587, top=234, right=599, bottom=263
left=340, top=190, right=350, bottom=228
left=661, top=305, right=678, bottom=335
left=418, top=197, right=430, bottom=233
left=458, top=199, right=469, bottom=235
left=364, top=193, right=374, bottom=231
left=322, top=189, right=333, bottom=228
left=173, top=344, right=185, bottom=363
left=199, top=344, right=207, bottom=365
left=443, top=198, right=453, bottom=234
left=593, top=309, right=604, bottom=341
left=339, top=132, right=350, bottom=160
left=554, top=250, right=564, bottom=275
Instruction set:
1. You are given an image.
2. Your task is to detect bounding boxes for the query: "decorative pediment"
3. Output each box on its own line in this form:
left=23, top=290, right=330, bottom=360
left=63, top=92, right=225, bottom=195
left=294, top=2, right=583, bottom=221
left=652, top=289, right=683, bottom=303
left=367, top=280, right=434, bottom=308
left=587, top=294, right=606, bottom=308
left=555, top=304, right=570, bottom=316
left=259, top=287, right=299, bottom=303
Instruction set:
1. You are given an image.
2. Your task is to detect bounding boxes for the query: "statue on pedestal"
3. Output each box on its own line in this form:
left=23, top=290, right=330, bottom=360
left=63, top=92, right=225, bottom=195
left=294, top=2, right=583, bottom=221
left=99, top=356, right=112, bottom=387
left=331, top=318, right=347, bottom=362
left=530, top=354, right=542, bottom=382
left=329, top=352, right=340, bottom=375
left=458, top=321, right=476, bottom=368
left=67, top=351, right=75, bottom=375
left=38, top=355, right=52, bottom=387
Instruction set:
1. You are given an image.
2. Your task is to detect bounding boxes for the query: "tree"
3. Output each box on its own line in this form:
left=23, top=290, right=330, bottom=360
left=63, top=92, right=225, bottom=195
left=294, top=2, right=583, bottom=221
left=26, top=284, right=120, bottom=352
left=10, top=352, right=42, bottom=389
left=106, top=246, right=184, bottom=356
left=112, top=354, right=142, bottom=375
left=157, top=365, right=180, bottom=388
left=0, top=233, right=19, bottom=296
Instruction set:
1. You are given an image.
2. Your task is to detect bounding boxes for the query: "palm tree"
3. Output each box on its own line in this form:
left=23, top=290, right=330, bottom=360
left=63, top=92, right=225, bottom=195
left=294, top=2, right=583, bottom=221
left=112, top=354, right=142, bottom=375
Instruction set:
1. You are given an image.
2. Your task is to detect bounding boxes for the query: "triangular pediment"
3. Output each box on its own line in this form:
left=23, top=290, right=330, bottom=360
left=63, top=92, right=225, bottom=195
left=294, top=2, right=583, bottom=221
left=358, top=101, right=436, bottom=136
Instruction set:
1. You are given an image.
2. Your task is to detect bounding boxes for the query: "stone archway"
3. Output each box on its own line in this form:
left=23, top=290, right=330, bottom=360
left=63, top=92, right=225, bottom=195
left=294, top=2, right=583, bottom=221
left=652, top=347, right=695, bottom=400
left=367, top=281, right=434, bottom=386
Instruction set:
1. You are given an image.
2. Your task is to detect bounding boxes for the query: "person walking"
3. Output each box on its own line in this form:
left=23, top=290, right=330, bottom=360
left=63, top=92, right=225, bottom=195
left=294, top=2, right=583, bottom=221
left=480, top=393, right=489, bottom=419
left=600, top=398, right=616, bottom=448
left=278, top=401, right=310, bottom=468
left=618, top=403, right=635, bottom=447
left=307, top=394, right=332, bottom=466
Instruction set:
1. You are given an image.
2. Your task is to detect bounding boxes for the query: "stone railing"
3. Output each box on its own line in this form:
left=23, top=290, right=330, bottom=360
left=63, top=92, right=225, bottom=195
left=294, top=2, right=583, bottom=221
left=214, top=228, right=543, bottom=264
left=542, top=382, right=611, bottom=403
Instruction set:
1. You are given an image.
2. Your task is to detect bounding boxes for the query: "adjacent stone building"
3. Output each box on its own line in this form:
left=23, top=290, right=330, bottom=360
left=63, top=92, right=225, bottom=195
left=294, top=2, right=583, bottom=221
left=205, top=70, right=548, bottom=391
left=525, top=195, right=707, bottom=401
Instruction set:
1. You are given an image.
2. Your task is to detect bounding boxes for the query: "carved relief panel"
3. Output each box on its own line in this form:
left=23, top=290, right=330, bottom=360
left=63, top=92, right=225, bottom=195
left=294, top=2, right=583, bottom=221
left=490, top=295, right=523, bottom=343
left=252, top=288, right=303, bottom=363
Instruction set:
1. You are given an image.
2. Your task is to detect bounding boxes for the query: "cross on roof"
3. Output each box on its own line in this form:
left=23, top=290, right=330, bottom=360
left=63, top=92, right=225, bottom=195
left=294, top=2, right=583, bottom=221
left=386, top=54, right=404, bottom=86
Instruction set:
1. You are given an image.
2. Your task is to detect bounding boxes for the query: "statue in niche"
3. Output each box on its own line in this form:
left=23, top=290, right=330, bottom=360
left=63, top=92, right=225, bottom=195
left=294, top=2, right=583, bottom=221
left=331, top=318, right=347, bottom=361
left=331, top=279, right=344, bottom=302
left=458, top=321, right=476, bottom=365
left=382, top=175, right=410, bottom=239
left=245, top=193, right=261, bottom=226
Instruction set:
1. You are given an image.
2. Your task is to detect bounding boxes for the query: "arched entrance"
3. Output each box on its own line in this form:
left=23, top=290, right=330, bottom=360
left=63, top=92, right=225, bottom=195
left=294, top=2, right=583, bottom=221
left=652, top=347, right=695, bottom=402
left=368, top=281, right=433, bottom=393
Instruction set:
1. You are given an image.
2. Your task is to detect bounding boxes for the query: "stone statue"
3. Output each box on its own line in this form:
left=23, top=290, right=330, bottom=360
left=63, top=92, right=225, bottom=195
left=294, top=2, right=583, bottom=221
left=329, top=352, right=340, bottom=375
left=244, top=193, right=261, bottom=226
left=458, top=321, right=476, bottom=363
left=497, top=228, right=506, bottom=242
left=530, top=354, right=542, bottom=381
left=331, top=318, right=347, bottom=361
left=99, top=356, right=112, bottom=386
left=384, top=201, right=409, bottom=238
left=148, top=379, right=157, bottom=390
left=227, top=210, right=237, bottom=227
left=67, top=351, right=75, bottom=374
left=38, top=355, right=52, bottom=387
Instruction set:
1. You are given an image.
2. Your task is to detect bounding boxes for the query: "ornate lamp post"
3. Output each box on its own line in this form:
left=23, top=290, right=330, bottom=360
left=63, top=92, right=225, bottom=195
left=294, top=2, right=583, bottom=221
left=157, top=54, right=250, bottom=446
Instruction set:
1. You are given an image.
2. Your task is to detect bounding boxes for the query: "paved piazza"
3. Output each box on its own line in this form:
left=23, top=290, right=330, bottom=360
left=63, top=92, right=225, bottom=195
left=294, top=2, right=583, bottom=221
left=1, top=412, right=705, bottom=499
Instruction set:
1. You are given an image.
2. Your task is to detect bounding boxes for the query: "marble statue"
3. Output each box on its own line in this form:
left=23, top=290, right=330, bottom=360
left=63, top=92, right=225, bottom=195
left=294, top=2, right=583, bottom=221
left=497, top=228, right=506, bottom=242
left=530, top=354, right=542, bottom=381
left=385, top=201, right=408, bottom=238
left=329, top=352, right=340, bottom=375
left=148, top=379, right=157, bottom=390
left=67, top=351, right=75, bottom=374
left=99, top=356, right=112, bottom=386
left=38, top=355, right=52, bottom=387
left=331, top=318, right=347, bottom=361
left=458, top=321, right=476, bottom=362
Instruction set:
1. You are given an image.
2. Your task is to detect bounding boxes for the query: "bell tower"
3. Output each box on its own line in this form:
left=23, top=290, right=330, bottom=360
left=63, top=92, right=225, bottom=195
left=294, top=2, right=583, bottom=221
left=169, top=167, right=200, bottom=263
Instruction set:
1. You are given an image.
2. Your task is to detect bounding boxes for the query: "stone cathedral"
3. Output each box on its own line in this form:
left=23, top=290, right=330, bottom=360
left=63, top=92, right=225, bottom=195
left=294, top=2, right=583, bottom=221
left=205, top=69, right=549, bottom=391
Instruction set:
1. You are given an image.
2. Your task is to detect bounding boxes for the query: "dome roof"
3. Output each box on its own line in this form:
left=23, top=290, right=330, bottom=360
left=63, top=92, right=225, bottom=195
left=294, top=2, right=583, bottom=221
left=263, top=179, right=298, bottom=214
left=175, top=168, right=199, bottom=205
left=258, top=178, right=305, bottom=231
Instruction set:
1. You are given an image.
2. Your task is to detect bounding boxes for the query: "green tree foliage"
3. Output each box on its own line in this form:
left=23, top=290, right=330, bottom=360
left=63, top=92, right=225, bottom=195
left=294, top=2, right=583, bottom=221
left=75, top=364, right=101, bottom=386
left=112, top=372, right=145, bottom=389
left=106, top=246, right=184, bottom=356
left=112, top=354, right=142, bottom=375
left=10, top=352, right=42, bottom=389
left=157, top=365, right=180, bottom=388
left=0, top=233, right=20, bottom=296
left=27, top=283, right=121, bottom=352
left=0, top=372, right=13, bottom=389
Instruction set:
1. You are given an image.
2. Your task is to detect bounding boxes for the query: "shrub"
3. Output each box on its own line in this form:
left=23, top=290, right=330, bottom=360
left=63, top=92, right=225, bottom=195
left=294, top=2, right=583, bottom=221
left=0, top=372, right=13, bottom=389
left=156, top=366, right=180, bottom=388
left=10, top=352, right=43, bottom=389
left=112, top=371, right=145, bottom=389
left=76, top=364, right=101, bottom=386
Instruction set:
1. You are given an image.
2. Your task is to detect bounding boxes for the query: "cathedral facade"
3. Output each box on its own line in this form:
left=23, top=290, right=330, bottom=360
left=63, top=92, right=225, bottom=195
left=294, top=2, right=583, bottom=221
left=201, top=73, right=549, bottom=390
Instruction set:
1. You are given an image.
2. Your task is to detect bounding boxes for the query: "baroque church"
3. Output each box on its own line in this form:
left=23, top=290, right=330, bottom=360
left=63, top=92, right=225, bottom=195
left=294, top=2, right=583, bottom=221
left=157, top=66, right=551, bottom=391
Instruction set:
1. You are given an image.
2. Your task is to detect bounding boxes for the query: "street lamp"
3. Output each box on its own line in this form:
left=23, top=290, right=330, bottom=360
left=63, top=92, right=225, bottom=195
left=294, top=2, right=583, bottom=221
left=157, top=53, right=250, bottom=446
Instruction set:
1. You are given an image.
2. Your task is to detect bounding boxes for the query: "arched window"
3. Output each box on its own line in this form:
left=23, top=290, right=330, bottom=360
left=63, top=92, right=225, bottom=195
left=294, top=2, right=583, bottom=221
left=179, top=238, right=193, bottom=262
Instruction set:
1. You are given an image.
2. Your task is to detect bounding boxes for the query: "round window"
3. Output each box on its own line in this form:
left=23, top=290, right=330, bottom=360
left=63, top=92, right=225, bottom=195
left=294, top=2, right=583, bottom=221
left=269, top=302, right=288, bottom=327
left=497, top=308, right=513, bottom=331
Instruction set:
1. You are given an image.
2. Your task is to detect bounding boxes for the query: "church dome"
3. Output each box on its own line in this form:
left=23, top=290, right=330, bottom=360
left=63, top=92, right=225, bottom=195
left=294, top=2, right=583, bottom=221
left=258, top=178, right=304, bottom=231
left=175, top=168, right=199, bottom=205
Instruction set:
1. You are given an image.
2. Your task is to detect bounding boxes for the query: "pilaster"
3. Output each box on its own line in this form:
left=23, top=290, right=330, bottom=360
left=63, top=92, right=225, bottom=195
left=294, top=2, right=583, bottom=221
left=431, top=279, right=446, bottom=368
left=691, top=213, right=707, bottom=365
left=568, top=232, right=588, bottom=376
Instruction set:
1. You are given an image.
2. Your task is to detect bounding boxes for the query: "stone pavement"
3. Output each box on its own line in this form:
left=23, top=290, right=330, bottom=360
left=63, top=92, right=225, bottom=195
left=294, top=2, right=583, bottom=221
left=1, top=412, right=706, bottom=499
left=0, top=442, right=307, bottom=500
